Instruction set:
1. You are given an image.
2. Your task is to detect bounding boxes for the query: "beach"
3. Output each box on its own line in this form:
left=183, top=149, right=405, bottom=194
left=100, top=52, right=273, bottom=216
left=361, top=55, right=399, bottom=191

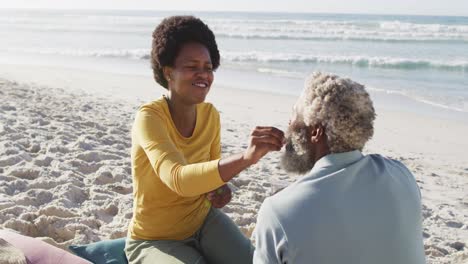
left=0, top=64, right=467, bottom=263
left=1, top=8, right=468, bottom=264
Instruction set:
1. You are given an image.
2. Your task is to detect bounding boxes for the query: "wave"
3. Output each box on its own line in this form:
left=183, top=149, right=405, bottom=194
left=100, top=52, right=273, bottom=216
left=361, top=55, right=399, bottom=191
left=223, top=52, right=468, bottom=71
left=7, top=23, right=468, bottom=42
left=366, top=86, right=468, bottom=113
left=210, top=19, right=468, bottom=42
left=256, top=67, right=468, bottom=113
left=379, top=21, right=468, bottom=33
left=2, top=14, right=468, bottom=42
left=5, top=47, right=468, bottom=72
left=215, top=32, right=468, bottom=43
left=209, top=18, right=468, bottom=32
left=9, top=24, right=467, bottom=43
left=256, top=67, right=303, bottom=78
left=7, top=25, right=467, bottom=42
left=210, top=19, right=468, bottom=33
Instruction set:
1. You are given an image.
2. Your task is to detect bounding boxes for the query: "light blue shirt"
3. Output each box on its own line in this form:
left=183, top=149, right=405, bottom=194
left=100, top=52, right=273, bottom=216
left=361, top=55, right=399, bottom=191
left=253, top=151, right=425, bottom=264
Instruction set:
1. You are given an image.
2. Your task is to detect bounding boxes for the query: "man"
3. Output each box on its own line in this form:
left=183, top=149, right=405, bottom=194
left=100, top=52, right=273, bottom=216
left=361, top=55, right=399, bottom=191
left=253, top=72, right=426, bottom=264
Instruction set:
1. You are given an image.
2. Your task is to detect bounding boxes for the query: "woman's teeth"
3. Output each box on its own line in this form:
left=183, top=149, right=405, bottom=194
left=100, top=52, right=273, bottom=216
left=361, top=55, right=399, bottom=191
left=193, top=82, right=207, bottom=88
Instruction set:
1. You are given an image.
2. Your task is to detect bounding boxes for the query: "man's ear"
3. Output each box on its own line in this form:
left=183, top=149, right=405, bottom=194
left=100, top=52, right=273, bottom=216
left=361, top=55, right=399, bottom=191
left=310, top=124, right=325, bottom=143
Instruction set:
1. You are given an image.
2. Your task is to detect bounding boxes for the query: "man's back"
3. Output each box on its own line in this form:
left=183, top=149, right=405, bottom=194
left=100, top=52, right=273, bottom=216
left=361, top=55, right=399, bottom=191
left=253, top=151, right=426, bottom=264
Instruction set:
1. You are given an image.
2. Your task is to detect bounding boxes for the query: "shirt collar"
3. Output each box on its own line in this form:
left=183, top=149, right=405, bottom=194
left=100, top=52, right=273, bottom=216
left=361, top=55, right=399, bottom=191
left=306, top=150, right=364, bottom=179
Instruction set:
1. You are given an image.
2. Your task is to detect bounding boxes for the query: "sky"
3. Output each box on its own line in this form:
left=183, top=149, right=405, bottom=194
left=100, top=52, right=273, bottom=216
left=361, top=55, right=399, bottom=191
left=1, top=0, right=468, bottom=17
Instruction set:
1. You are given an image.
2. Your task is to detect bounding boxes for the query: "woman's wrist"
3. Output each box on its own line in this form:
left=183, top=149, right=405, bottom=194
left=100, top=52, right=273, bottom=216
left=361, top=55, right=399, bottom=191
left=241, top=150, right=257, bottom=166
left=218, top=152, right=254, bottom=182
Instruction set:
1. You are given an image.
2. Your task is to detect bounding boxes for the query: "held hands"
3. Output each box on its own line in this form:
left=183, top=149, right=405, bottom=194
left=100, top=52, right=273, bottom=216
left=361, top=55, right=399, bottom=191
left=243, top=126, right=285, bottom=165
left=207, top=184, right=232, bottom=208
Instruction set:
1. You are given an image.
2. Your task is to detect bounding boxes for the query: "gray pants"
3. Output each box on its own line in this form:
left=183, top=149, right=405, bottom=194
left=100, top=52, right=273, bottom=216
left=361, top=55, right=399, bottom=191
left=125, top=208, right=254, bottom=264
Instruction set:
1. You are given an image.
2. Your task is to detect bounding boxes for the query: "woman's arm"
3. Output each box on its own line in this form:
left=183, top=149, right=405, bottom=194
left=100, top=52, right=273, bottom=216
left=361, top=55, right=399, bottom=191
left=135, top=108, right=223, bottom=197
left=135, top=108, right=284, bottom=197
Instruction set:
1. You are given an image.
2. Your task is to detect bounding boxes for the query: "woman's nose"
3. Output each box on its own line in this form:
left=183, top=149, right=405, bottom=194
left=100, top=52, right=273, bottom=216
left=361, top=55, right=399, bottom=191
left=195, top=68, right=212, bottom=78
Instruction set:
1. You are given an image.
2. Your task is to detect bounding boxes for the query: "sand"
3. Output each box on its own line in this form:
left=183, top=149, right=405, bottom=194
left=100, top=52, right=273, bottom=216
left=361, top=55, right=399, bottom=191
left=0, top=64, right=467, bottom=263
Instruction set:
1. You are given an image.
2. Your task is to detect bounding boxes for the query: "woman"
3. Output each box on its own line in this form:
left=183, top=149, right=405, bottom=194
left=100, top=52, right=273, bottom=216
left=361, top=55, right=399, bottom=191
left=125, top=16, right=284, bottom=264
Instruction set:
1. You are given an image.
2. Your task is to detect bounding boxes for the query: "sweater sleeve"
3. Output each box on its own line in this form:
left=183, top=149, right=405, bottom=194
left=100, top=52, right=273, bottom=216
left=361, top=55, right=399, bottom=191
left=134, top=107, right=225, bottom=197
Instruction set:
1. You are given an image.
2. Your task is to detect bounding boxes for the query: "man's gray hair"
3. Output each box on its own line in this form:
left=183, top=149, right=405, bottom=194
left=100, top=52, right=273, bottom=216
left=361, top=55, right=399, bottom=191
left=294, top=72, right=375, bottom=153
left=0, top=238, right=27, bottom=264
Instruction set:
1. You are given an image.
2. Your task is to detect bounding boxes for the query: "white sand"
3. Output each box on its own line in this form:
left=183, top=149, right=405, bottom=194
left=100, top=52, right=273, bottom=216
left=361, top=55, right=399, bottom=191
left=0, top=64, right=467, bottom=263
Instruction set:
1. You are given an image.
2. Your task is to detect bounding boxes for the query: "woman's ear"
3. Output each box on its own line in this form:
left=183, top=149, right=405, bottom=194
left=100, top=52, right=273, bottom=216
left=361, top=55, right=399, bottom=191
left=163, top=66, right=172, bottom=82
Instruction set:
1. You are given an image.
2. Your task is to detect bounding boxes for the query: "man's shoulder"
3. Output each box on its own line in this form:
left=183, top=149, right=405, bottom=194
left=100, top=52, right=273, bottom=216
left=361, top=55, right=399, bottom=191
left=266, top=153, right=414, bottom=212
left=365, top=153, right=413, bottom=175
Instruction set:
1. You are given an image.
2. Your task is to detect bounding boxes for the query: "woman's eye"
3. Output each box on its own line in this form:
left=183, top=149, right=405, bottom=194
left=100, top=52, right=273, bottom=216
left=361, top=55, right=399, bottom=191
left=181, top=65, right=213, bottom=73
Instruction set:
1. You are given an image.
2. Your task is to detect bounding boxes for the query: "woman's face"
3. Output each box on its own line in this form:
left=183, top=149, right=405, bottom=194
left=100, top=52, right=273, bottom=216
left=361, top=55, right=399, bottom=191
left=166, top=42, right=214, bottom=105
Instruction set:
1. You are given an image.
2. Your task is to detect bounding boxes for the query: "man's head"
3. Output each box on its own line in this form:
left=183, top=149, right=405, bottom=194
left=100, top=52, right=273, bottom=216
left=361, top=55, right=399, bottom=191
left=281, top=72, right=376, bottom=174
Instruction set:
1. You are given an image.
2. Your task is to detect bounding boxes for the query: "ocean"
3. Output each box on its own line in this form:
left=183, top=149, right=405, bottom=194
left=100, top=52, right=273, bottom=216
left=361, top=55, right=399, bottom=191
left=0, top=9, right=467, bottom=118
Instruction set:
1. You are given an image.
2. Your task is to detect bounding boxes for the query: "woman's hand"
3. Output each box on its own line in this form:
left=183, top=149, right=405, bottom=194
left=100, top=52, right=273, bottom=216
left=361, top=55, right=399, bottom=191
left=207, top=184, right=232, bottom=208
left=217, top=126, right=284, bottom=183
left=243, top=126, right=285, bottom=165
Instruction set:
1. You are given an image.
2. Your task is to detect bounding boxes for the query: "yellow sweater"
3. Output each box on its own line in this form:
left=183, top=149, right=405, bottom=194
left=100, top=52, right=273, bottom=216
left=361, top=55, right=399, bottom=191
left=129, top=97, right=225, bottom=240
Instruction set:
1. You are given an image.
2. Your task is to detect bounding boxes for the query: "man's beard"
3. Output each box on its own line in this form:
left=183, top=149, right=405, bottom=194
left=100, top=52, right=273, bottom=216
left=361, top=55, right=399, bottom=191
left=280, top=127, right=315, bottom=174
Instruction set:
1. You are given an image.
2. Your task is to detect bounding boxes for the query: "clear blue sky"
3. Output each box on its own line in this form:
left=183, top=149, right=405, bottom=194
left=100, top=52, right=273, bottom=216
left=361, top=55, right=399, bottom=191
left=1, top=0, right=468, bottom=16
